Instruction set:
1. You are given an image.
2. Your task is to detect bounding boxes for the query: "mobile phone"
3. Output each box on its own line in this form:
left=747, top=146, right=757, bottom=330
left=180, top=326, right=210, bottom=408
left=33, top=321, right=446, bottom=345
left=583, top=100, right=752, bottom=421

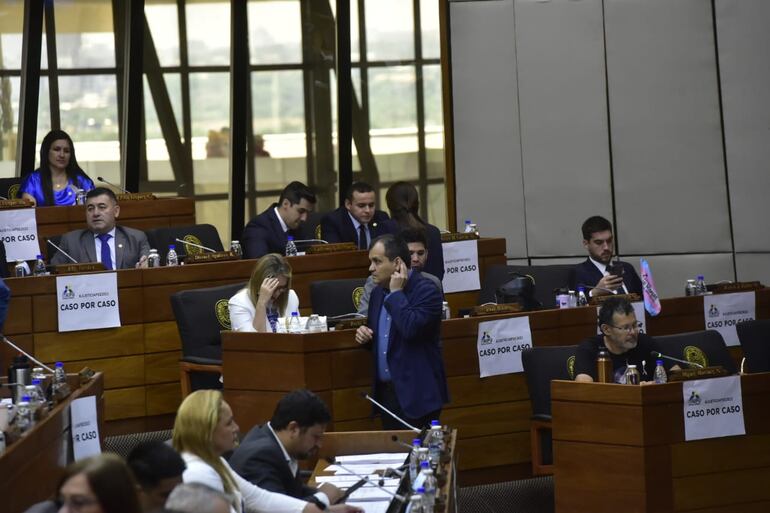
left=607, top=261, right=624, bottom=278
left=333, top=477, right=368, bottom=504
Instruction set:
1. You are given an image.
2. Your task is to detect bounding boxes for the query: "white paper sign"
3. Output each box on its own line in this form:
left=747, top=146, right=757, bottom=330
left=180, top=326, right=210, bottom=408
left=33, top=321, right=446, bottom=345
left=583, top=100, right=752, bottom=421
left=703, top=292, right=755, bottom=347
left=0, top=208, right=40, bottom=262
left=71, top=395, right=101, bottom=460
left=682, top=375, right=745, bottom=441
left=442, top=240, right=480, bottom=294
left=56, top=273, right=121, bottom=332
left=596, top=301, right=647, bottom=335
left=477, top=316, right=532, bottom=378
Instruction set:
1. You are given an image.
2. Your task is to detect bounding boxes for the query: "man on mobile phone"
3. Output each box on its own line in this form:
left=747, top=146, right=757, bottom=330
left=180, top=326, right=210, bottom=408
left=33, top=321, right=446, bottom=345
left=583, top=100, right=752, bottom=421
left=571, top=215, right=642, bottom=297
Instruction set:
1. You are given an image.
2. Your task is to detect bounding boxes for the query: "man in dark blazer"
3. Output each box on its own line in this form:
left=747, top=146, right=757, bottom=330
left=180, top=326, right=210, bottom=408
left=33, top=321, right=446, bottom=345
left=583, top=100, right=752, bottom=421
left=355, top=234, right=449, bottom=429
left=228, top=389, right=343, bottom=508
left=241, top=181, right=316, bottom=259
left=50, top=187, right=150, bottom=269
left=571, top=215, right=642, bottom=297
left=320, top=181, right=394, bottom=248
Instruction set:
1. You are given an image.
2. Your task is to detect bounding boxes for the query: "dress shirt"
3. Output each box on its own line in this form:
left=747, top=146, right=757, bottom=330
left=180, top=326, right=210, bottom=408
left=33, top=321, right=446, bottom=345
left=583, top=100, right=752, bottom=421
left=266, top=422, right=330, bottom=506
left=589, top=257, right=628, bottom=296
left=93, top=228, right=116, bottom=268
left=347, top=211, right=370, bottom=248
left=274, top=207, right=289, bottom=233
left=376, top=291, right=393, bottom=382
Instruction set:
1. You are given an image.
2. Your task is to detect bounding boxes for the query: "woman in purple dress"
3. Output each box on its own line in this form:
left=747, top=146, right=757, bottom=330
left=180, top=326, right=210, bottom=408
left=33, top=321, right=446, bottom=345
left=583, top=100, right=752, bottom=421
left=20, top=130, right=95, bottom=206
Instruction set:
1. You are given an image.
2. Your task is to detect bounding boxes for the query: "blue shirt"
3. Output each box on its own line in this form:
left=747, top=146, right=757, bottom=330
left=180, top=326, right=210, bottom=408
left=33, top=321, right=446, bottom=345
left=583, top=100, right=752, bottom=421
left=20, top=170, right=95, bottom=206
left=376, top=291, right=394, bottom=382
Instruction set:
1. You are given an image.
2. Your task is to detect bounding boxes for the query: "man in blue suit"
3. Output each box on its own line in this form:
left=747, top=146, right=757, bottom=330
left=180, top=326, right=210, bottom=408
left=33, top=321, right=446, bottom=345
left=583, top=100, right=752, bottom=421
left=241, top=181, right=316, bottom=259
left=571, top=215, right=642, bottom=297
left=320, top=182, right=394, bottom=248
left=354, top=234, right=449, bottom=430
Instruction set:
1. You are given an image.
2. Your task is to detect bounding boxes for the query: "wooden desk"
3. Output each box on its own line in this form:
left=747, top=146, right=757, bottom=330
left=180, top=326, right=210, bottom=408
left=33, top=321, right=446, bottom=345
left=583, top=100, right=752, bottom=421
left=551, top=374, right=770, bottom=512
left=222, top=290, right=770, bottom=484
left=1, top=373, right=104, bottom=513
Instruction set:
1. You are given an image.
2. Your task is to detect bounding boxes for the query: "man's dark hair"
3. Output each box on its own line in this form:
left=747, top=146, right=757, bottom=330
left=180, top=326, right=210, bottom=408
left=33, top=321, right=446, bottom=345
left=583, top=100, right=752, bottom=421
left=127, top=440, right=186, bottom=489
left=581, top=215, right=613, bottom=241
left=271, top=389, right=331, bottom=431
left=345, top=181, right=374, bottom=201
left=372, top=233, right=410, bottom=268
left=399, top=227, right=427, bottom=248
left=597, top=296, right=634, bottom=328
left=278, top=181, right=316, bottom=206
left=86, top=187, right=118, bottom=203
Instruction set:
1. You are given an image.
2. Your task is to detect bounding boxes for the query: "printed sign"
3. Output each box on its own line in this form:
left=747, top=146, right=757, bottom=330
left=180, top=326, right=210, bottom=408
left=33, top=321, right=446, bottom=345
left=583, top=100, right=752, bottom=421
left=442, top=240, right=480, bottom=294
left=682, top=375, right=745, bottom=441
left=703, top=292, right=755, bottom=347
left=0, top=208, right=39, bottom=262
left=71, top=395, right=101, bottom=460
left=477, top=316, right=532, bottom=378
left=597, top=301, right=647, bottom=335
left=56, top=273, right=121, bottom=332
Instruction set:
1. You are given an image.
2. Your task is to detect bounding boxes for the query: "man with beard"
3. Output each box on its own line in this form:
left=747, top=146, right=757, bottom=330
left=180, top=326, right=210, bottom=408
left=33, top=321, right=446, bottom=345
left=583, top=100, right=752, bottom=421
left=228, top=389, right=343, bottom=509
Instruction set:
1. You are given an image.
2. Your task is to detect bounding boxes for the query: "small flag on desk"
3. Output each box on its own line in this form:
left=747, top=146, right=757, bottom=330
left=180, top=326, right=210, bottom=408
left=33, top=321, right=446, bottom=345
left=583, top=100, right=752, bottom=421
left=640, top=258, right=661, bottom=316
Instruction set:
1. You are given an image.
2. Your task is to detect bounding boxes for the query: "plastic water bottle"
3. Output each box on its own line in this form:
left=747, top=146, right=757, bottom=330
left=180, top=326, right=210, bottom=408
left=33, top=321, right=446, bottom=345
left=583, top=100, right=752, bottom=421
left=166, top=245, right=179, bottom=266
left=147, top=249, right=160, bottom=268
left=230, top=240, right=243, bottom=258
left=25, top=381, right=46, bottom=419
left=409, top=438, right=422, bottom=482
left=288, top=311, right=301, bottom=333
left=75, top=188, right=87, bottom=205
left=33, top=254, right=47, bottom=276
left=406, top=492, right=424, bottom=513
left=441, top=302, right=450, bottom=320
left=285, top=236, right=298, bottom=257
left=654, top=359, right=667, bottom=384
left=576, top=286, right=588, bottom=306
left=420, top=462, right=437, bottom=512
left=16, top=396, right=33, bottom=432
left=428, top=420, right=444, bottom=465
left=52, top=362, right=71, bottom=401
left=463, top=219, right=473, bottom=233
left=695, top=275, right=707, bottom=295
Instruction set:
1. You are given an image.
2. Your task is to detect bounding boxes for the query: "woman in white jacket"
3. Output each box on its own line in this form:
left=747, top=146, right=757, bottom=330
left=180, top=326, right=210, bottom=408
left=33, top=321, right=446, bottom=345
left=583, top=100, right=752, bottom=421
left=172, top=390, right=361, bottom=513
left=228, top=253, right=299, bottom=332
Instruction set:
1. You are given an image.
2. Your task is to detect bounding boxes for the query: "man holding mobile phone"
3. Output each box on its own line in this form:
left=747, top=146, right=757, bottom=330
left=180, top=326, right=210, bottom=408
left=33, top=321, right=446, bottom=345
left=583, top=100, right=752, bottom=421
left=571, top=215, right=643, bottom=297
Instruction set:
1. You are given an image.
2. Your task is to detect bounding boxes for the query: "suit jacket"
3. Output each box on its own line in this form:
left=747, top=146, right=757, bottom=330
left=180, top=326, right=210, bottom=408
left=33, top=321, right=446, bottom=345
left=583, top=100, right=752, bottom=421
left=571, top=258, right=643, bottom=295
left=50, top=226, right=150, bottom=269
left=228, top=424, right=318, bottom=501
left=319, top=206, right=394, bottom=245
left=367, top=271, right=449, bottom=419
left=0, top=239, right=7, bottom=278
left=242, top=205, right=300, bottom=259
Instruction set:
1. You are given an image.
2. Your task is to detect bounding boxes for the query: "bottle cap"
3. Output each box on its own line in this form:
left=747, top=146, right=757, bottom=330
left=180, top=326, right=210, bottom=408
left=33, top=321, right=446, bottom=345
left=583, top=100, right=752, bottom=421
left=32, top=379, right=41, bottom=385
left=291, top=311, right=299, bottom=316
left=287, top=235, right=294, bottom=241
left=417, top=487, right=426, bottom=494
left=697, top=275, right=704, bottom=280
left=465, top=219, right=471, bottom=224
left=55, top=361, right=64, bottom=368
left=232, top=240, right=239, bottom=244
left=413, top=438, right=422, bottom=446
left=656, top=359, right=664, bottom=366
left=21, top=395, right=31, bottom=402
left=431, top=419, right=440, bottom=426
left=418, top=447, right=429, bottom=453
left=578, top=286, right=585, bottom=292
left=421, top=461, right=430, bottom=468
left=169, top=244, right=176, bottom=250
left=36, top=254, right=43, bottom=259
left=627, top=364, right=637, bottom=369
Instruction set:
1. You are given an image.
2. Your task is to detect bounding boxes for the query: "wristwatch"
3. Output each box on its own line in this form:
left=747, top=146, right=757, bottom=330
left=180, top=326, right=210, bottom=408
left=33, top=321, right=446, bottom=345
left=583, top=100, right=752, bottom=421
left=310, top=496, right=328, bottom=510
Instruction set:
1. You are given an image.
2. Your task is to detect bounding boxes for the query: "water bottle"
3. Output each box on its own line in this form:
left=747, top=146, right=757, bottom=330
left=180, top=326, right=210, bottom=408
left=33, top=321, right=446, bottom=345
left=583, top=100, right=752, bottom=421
left=406, top=493, right=424, bottom=513
left=166, top=245, right=179, bottom=266
left=409, top=438, right=422, bottom=482
left=576, top=286, right=588, bottom=307
left=441, top=302, right=450, bottom=320
left=306, top=314, right=323, bottom=333
left=416, top=447, right=430, bottom=478
left=420, top=462, right=437, bottom=512
left=428, top=420, right=444, bottom=465
left=695, top=275, right=707, bottom=296
left=14, top=260, right=28, bottom=277
left=568, top=290, right=577, bottom=307
left=24, top=383, right=44, bottom=420
left=230, top=240, right=243, bottom=258
left=147, top=249, right=161, bottom=268
left=52, top=362, right=71, bottom=401
left=0, top=430, right=5, bottom=456
left=654, top=359, right=667, bottom=384
left=596, top=350, right=613, bottom=383
left=624, top=364, right=641, bottom=385
left=685, top=279, right=697, bottom=297
left=75, top=188, right=87, bottom=205
left=33, top=254, right=47, bottom=276
left=285, top=236, right=298, bottom=257
left=16, top=396, right=33, bottom=432
left=463, top=219, right=473, bottom=233
left=288, top=311, right=301, bottom=333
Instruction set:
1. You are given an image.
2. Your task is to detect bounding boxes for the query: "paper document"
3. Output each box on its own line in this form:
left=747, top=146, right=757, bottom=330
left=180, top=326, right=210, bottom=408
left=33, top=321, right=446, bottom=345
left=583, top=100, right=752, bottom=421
left=336, top=452, right=409, bottom=464
left=346, top=501, right=391, bottom=513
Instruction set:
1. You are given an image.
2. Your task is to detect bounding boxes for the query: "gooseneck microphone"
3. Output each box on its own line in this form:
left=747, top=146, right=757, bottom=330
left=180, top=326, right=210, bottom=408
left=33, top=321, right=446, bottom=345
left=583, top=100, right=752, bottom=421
left=324, top=457, right=407, bottom=503
left=292, top=239, right=328, bottom=245
left=174, top=238, right=216, bottom=253
left=578, top=284, right=617, bottom=295
left=46, top=239, right=78, bottom=264
left=97, top=176, right=131, bottom=194
left=650, top=350, right=704, bottom=369
left=361, top=392, right=420, bottom=433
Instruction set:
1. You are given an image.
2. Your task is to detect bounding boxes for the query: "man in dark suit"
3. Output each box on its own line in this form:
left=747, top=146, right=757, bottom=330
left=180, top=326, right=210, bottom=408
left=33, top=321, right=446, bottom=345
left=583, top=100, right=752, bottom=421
left=228, top=389, right=343, bottom=508
left=50, top=187, right=150, bottom=269
left=355, top=234, right=449, bottom=429
left=241, top=181, right=316, bottom=259
left=320, top=181, right=394, bottom=248
left=571, top=215, right=642, bottom=297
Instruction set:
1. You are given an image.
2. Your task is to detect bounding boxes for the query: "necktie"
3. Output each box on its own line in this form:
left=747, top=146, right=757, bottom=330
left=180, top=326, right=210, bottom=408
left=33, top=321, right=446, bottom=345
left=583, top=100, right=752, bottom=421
left=98, top=233, right=113, bottom=270
left=358, top=224, right=368, bottom=250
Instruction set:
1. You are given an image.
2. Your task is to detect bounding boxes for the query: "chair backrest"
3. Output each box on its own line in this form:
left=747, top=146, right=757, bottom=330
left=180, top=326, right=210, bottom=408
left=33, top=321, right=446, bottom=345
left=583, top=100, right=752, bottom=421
left=0, top=177, right=22, bottom=199
left=478, top=264, right=575, bottom=309
left=655, top=330, right=738, bottom=374
left=737, top=319, right=770, bottom=373
left=521, top=345, right=578, bottom=418
left=44, top=235, right=62, bottom=261
left=146, top=224, right=224, bottom=264
left=310, top=278, right=367, bottom=317
left=170, top=282, right=246, bottom=362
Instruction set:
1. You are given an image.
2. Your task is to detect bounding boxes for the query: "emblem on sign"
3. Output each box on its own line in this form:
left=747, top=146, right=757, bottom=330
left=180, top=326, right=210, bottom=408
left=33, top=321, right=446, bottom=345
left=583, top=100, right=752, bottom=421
left=683, top=345, right=708, bottom=368
left=183, top=234, right=204, bottom=255
left=215, top=299, right=231, bottom=329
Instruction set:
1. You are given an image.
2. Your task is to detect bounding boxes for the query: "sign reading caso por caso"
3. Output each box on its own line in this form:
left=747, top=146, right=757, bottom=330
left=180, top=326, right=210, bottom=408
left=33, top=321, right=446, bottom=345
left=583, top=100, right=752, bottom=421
left=0, top=208, right=39, bottom=261
left=441, top=240, right=480, bottom=294
left=56, top=272, right=121, bottom=332
left=476, top=316, right=532, bottom=378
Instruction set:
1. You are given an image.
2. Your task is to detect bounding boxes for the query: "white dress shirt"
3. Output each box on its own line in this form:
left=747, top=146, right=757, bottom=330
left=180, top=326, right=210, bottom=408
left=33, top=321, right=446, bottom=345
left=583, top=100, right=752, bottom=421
left=228, top=288, right=300, bottom=332
left=266, top=422, right=330, bottom=506
left=589, top=257, right=628, bottom=295
left=93, top=227, right=117, bottom=267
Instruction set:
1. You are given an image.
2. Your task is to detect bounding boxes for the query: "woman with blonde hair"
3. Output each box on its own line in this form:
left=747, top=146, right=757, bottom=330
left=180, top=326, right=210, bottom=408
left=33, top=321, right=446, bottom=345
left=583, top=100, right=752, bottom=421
left=173, top=390, right=361, bottom=513
left=228, top=254, right=298, bottom=332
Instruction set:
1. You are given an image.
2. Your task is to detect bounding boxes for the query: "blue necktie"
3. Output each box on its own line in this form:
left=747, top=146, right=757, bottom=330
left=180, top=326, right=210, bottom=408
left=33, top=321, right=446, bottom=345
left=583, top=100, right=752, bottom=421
left=98, top=233, right=113, bottom=270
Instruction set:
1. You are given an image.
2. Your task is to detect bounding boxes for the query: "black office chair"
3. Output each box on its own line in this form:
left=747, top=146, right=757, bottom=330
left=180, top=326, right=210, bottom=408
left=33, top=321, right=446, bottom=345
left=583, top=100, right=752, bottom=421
left=737, top=319, right=770, bottom=373
left=310, top=278, right=367, bottom=317
left=0, top=177, right=22, bottom=200
left=655, top=330, right=738, bottom=374
left=146, top=224, right=224, bottom=264
left=478, top=264, right=575, bottom=309
left=170, top=282, right=246, bottom=397
left=521, top=345, right=577, bottom=476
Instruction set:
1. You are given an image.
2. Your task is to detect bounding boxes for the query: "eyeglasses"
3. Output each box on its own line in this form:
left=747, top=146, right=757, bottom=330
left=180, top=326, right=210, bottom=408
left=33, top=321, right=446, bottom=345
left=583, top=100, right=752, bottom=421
left=55, top=495, right=100, bottom=511
left=607, top=322, right=643, bottom=333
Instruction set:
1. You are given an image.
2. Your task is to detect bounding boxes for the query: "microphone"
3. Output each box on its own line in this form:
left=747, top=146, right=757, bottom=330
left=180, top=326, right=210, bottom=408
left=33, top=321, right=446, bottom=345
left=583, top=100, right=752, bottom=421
left=97, top=176, right=131, bottom=194
left=650, top=350, right=704, bottom=369
left=391, top=435, right=417, bottom=452
left=47, top=239, right=78, bottom=264
left=328, top=312, right=366, bottom=320
left=361, top=392, right=420, bottom=433
left=578, top=284, right=617, bottom=295
left=174, top=238, right=216, bottom=253
left=292, top=239, right=328, bottom=245
left=3, top=336, right=55, bottom=373
left=324, top=457, right=407, bottom=503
